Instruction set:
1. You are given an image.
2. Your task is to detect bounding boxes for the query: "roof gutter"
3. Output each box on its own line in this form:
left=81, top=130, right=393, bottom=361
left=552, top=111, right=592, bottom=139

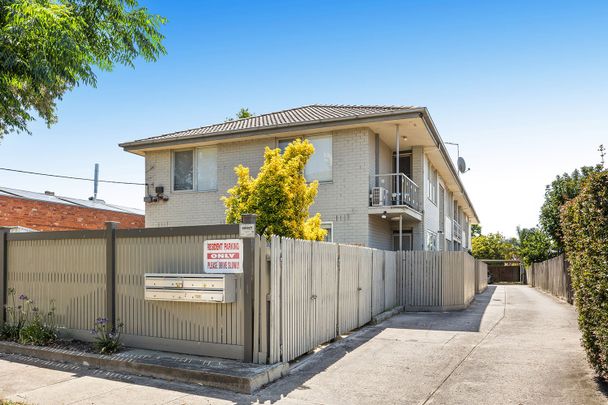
left=119, top=109, right=426, bottom=152
left=419, top=108, right=480, bottom=223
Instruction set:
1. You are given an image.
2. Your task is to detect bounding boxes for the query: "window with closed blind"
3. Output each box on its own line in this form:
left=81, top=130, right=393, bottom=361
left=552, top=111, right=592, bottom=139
left=277, top=135, right=332, bottom=182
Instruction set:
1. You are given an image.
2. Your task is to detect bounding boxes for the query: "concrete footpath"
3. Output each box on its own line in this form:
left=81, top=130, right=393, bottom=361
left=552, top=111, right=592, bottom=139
left=1, top=285, right=606, bottom=404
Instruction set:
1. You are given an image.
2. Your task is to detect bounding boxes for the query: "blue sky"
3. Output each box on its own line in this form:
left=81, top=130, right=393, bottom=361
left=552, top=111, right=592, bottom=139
left=0, top=0, right=606, bottom=236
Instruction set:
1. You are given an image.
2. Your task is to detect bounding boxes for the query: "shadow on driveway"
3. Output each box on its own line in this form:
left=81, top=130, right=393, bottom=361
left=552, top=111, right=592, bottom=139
left=383, top=285, right=498, bottom=333
left=1, top=286, right=500, bottom=404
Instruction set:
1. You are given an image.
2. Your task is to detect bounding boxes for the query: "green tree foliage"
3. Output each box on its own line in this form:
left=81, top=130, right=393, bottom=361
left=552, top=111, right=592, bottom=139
left=225, top=108, right=253, bottom=121
left=471, top=232, right=518, bottom=260
left=222, top=139, right=327, bottom=241
left=0, top=0, right=166, bottom=137
left=540, top=165, right=602, bottom=252
left=516, top=226, right=555, bottom=266
left=236, top=108, right=252, bottom=119
left=561, top=170, right=608, bottom=376
left=471, top=224, right=482, bottom=238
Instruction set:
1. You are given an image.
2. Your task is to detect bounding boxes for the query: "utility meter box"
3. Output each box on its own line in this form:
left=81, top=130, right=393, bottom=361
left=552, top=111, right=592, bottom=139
left=144, top=273, right=237, bottom=303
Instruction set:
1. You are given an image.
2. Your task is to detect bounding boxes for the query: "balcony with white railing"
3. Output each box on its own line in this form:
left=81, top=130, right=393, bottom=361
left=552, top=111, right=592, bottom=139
left=370, top=173, right=421, bottom=212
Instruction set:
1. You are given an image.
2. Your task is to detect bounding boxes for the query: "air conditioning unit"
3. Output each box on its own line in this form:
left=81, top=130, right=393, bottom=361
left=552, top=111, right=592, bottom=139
left=371, top=187, right=389, bottom=206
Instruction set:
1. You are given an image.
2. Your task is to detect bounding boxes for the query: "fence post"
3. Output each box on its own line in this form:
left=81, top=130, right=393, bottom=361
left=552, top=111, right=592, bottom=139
left=382, top=251, right=386, bottom=312
left=336, top=245, right=341, bottom=336
left=0, top=228, right=8, bottom=328
left=242, top=214, right=257, bottom=363
left=105, top=222, right=118, bottom=330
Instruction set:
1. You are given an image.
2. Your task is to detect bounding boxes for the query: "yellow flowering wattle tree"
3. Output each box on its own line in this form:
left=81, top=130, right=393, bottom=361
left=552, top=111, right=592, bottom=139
left=222, top=139, right=327, bottom=241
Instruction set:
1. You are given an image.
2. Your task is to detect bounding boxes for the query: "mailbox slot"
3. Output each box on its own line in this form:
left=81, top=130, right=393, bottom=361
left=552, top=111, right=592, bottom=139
left=183, top=278, right=224, bottom=289
left=145, top=277, right=184, bottom=288
left=144, top=274, right=237, bottom=303
left=145, top=289, right=186, bottom=301
left=185, top=291, right=224, bottom=302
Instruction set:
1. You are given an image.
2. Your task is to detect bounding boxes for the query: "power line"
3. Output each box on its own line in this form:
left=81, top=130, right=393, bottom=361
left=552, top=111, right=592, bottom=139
left=0, top=167, right=147, bottom=186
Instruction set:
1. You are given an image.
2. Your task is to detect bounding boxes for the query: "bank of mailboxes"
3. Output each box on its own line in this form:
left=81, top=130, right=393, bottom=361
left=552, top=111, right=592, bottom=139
left=144, top=273, right=237, bottom=303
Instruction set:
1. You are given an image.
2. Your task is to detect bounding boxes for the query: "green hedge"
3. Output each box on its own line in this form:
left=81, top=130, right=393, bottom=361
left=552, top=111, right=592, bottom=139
left=561, top=170, right=608, bottom=376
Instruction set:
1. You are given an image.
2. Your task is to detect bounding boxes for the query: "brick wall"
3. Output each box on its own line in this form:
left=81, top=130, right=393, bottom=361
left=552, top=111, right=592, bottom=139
left=411, top=146, right=425, bottom=250
left=144, top=137, right=274, bottom=228
left=0, top=196, right=144, bottom=231
left=422, top=151, right=440, bottom=251
left=144, top=128, right=374, bottom=246
left=141, top=128, right=474, bottom=250
left=369, top=215, right=393, bottom=250
left=310, top=128, right=372, bottom=246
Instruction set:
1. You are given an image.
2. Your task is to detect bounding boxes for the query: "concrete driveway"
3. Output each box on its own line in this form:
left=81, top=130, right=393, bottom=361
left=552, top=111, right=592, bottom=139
left=1, top=285, right=606, bottom=404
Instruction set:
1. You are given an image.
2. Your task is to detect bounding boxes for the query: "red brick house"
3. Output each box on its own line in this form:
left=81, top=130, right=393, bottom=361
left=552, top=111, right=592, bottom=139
left=0, top=187, right=144, bottom=231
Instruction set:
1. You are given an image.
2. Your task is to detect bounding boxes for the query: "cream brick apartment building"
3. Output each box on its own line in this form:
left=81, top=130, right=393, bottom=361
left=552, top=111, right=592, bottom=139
left=121, top=105, right=478, bottom=251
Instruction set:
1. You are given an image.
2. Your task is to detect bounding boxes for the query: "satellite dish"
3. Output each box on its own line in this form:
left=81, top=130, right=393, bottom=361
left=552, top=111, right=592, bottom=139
left=457, top=157, right=468, bottom=173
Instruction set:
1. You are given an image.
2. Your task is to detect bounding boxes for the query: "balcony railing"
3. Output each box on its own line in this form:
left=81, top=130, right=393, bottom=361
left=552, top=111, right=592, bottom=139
left=370, top=173, right=420, bottom=211
left=453, top=221, right=463, bottom=242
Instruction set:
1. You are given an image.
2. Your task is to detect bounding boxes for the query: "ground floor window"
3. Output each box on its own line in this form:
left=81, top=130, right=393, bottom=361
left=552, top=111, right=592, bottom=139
left=426, top=230, right=438, bottom=251
left=445, top=239, right=453, bottom=251
left=321, top=222, right=333, bottom=242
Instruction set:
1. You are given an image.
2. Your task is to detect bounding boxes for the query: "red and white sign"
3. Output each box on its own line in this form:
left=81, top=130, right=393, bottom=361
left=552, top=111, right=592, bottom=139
left=204, top=239, right=243, bottom=273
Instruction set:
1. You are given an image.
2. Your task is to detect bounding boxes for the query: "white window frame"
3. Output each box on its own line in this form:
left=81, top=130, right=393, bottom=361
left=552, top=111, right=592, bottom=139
left=425, top=230, right=438, bottom=251
left=427, top=160, right=438, bottom=205
left=196, top=146, right=218, bottom=192
left=172, top=149, right=195, bottom=192
left=276, top=134, right=333, bottom=183
left=171, top=146, right=218, bottom=193
left=321, top=221, right=334, bottom=242
left=277, top=138, right=296, bottom=152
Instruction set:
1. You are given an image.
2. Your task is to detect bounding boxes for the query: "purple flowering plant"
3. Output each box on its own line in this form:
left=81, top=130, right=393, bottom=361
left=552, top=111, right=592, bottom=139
left=91, top=317, right=124, bottom=354
left=1, top=289, right=57, bottom=345
left=1, top=288, right=27, bottom=341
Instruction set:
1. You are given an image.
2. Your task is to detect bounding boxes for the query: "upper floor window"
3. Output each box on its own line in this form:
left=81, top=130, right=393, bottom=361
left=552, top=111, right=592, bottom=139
left=196, top=147, right=218, bottom=191
left=173, top=150, right=194, bottom=191
left=173, top=146, right=218, bottom=192
left=278, top=135, right=332, bottom=182
left=427, top=159, right=437, bottom=204
left=453, top=202, right=460, bottom=224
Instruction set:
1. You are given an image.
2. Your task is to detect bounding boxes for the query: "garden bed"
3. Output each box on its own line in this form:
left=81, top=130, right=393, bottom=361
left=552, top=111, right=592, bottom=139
left=41, top=338, right=97, bottom=353
left=0, top=340, right=288, bottom=394
left=2, top=289, right=123, bottom=355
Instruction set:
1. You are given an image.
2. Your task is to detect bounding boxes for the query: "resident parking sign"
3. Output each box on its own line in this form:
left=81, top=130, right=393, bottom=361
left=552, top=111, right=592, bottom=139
left=204, top=239, right=243, bottom=273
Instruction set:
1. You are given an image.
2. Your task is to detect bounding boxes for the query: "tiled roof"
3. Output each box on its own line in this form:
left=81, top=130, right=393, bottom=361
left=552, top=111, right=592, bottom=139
left=0, top=186, right=144, bottom=215
left=121, top=104, right=419, bottom=148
